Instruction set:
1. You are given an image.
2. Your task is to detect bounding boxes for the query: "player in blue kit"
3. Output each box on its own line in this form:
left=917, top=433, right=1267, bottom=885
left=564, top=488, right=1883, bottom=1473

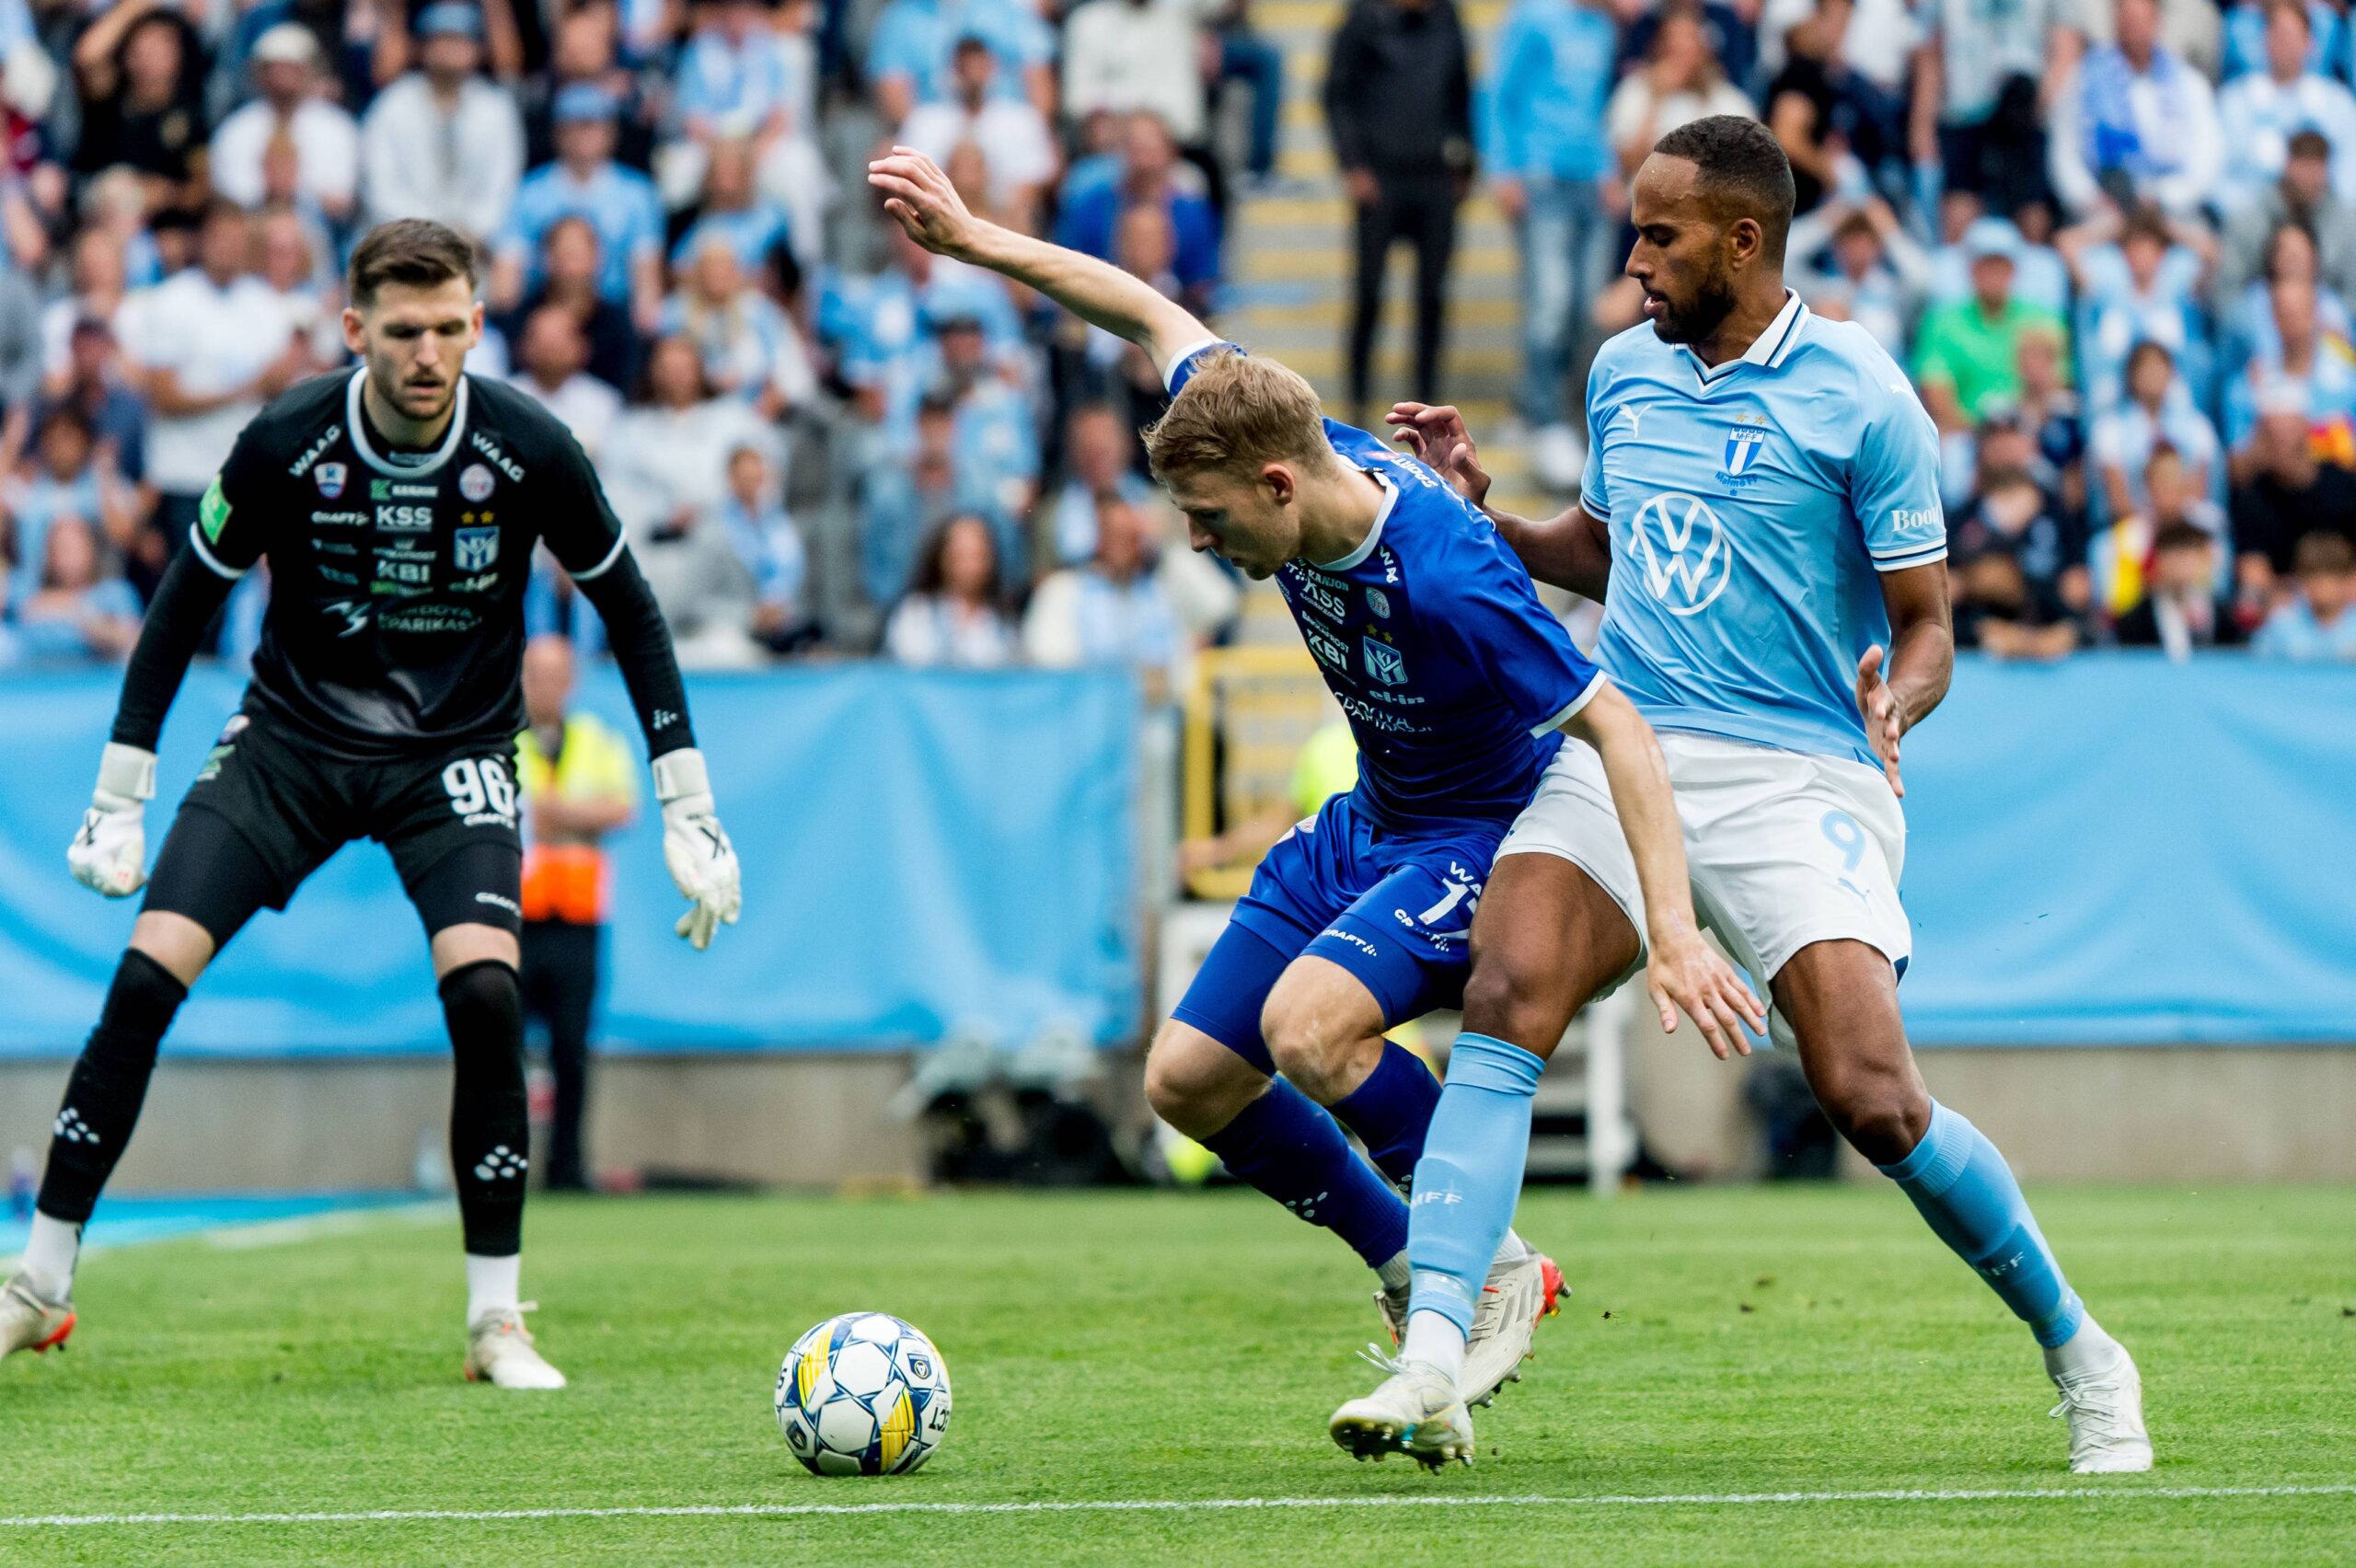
left=867, top=147, right=1760, bottom=1430
left=1386, top=117, right=2152, bottom=1473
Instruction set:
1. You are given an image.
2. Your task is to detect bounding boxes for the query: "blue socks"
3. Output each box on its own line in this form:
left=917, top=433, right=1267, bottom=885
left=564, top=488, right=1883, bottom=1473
left=1327, top=1040, right=1442, bottom=1187
left=1879, top=1101, right=2085, bottom=1348
left=1404, top=1033, right=1545, bottom=1332
left=1202, top=1078, right=1409, bottom=1268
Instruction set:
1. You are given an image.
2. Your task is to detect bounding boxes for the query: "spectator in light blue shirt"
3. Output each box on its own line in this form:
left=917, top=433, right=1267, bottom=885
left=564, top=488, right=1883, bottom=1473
left=2252, top=529, right=2356, bottom=657
left=1484, top=0, right=1620, bottom=476
left=2216, top=0, right=2356, bottom=214
left=6, top=408, right=130, bottom=614
left=2069, top=208, right=2212, bottom=412
left=1048, top=402, right=1155, bottom=566
left=827, top=227, right=1028, bottom=433
left=715, top=443, right=810, bottom=648
left=2221, top=0, right=2344, bottom=81
left=676, top=0, right=796, bottom=140
left=669, top=138, right=794, bottom=277
left=12, top=516, right=142, bottom=664
left=1021, top=489, right=1183, bottom=695
left=496, top=85, right=665, bottom=329
left=861, top=394, right=1015, bottom=607
left=868, top=0, right=1053, bottom=124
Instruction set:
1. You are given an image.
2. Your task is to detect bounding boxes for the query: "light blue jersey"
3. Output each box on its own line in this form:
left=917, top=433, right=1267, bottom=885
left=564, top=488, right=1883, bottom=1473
left=1580, top=293, right=1945, bottom=768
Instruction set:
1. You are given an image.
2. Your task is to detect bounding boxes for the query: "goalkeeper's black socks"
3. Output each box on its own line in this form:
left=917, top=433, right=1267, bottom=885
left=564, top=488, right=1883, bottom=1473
left=441, top=960, right=530, bottom=1257
left=35, top=950, right=187, bottom=1241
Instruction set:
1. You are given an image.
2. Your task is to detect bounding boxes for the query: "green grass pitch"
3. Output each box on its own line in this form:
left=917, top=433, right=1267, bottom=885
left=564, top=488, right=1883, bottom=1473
left=0, top=1183, right=2350, bottom=1565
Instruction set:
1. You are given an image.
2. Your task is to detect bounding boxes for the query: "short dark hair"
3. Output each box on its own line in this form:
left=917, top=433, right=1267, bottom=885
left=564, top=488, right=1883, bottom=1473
left=1652, top=114, right=1797, bottom=264
left=2153, top=520, right=2212, bottom=554
left=347, top=218, right=477, bottom=308
left=2294, top=529, right=2355, bottom=575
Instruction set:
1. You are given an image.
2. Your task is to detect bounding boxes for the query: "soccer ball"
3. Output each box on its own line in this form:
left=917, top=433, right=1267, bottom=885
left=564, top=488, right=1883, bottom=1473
left=774, top=1312, right=953, bottom=1476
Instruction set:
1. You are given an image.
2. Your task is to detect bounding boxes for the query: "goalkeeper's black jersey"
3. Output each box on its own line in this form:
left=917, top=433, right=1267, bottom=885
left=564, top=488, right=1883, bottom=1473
left=187, top=370, right=653, bottom=761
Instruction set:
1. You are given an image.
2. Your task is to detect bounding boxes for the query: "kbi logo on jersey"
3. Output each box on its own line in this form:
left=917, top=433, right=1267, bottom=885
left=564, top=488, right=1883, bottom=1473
left=313, top=462, right=347, bottom=499
left=1631, top=492, right=1732, bottom=616
left=454, top=526, right=499, bottom=572
left=1721, top=413, right=1771, bottom=485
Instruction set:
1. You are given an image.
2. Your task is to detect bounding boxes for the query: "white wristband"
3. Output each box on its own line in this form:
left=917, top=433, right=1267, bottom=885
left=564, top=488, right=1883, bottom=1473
left=97, top=742, right=157, bottom=801
left=651, top=746, right=710, bottom=804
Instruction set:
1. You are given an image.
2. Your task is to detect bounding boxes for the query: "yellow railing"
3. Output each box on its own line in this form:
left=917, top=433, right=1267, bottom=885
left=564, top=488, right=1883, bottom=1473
left=1180, top=644, right=1339, bottom=900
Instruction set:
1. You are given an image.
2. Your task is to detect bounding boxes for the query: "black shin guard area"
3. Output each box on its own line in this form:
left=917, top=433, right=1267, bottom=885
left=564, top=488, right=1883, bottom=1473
left=37, top=950, right=188, bottom=1224
left=440, top=959, right=528, bottom=1256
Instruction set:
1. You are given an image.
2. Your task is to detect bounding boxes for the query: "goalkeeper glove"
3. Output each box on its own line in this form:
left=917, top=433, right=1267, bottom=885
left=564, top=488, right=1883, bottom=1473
left=652, top=747, right=742, bottom=951
left=67, top=742, right=157, bottom=897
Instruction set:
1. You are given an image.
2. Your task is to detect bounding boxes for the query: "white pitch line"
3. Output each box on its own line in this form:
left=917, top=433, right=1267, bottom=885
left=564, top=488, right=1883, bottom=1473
left=5, top=1483, right=2350, bottom=1529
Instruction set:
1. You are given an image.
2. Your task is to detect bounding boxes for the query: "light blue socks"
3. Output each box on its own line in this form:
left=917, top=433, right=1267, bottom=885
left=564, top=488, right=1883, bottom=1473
left=1403, top=1033, right=1546, bottom=1340
left=1879, top=1101, right=2085, bottom=1348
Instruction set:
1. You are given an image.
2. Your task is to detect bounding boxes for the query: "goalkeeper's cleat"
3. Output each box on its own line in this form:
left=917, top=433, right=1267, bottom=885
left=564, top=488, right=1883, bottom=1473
left=1461, top=1251, right=1565, bottom=1409
left=2050, top=1341, right=2153, bottom=1474
left=1, top=1273, right=75, bottom=1357
left=464, top=1303, right=567, bottom=1389
left=1330, top=1352, right=1473, bottom=1470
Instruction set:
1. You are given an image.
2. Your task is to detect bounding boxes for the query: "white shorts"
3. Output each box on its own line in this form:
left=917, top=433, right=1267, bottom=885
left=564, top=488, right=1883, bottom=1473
left=1496, top=732, right=1910, bottom=1049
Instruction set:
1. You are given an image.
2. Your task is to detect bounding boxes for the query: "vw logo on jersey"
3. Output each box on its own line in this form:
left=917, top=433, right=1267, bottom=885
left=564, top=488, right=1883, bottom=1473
left=1365, top=585, right=1392, bottom=618
left=1631, top=492, right=1733, bottom=616
left=314, top=462, right=347, bottom=499
left=1361, top=635, right=1409, bottom=686
left=458, top=462, right=496, bottom=502
left=454, top=526, right=499, bottom=572
left=1722, top=416, right=1769, bottom=479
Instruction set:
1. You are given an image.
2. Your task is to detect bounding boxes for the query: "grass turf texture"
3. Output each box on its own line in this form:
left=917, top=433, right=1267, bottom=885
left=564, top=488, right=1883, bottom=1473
left=0, top=1184, right=2349, bottom=1565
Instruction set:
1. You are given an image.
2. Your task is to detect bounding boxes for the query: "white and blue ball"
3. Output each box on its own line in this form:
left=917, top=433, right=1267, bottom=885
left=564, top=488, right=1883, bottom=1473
left=775, top=1312, right=953, bottom=1476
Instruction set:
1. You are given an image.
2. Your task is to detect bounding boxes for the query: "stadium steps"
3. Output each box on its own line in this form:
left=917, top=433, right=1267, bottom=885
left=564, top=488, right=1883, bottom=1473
left=1218, top=0, right=1551, bottom=554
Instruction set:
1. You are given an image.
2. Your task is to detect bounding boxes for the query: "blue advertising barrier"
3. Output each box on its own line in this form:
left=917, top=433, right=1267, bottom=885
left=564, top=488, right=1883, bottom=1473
left=0, top=666, right=1141, bottom=1056
left=0, top=654, right=2347, bottom=1054
left=1899, top=655, right=2356, bottom=1044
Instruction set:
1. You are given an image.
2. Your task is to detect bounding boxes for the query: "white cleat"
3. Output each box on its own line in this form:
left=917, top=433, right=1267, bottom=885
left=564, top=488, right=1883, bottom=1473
left=2050, top=1342, right=2152, bottom=1473
left=465, top=1304, right=567, bottom=1389
left=1330, top=1354, right=1474, bottom=1470
left=0, top=1273, right=75, bottom=1358
left=1379, top=1251, right=1566, bottom=1409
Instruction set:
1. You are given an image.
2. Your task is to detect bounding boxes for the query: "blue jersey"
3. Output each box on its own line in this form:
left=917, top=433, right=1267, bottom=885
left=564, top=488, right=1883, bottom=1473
left=1170, top=342, right=1606, bottom=832
left=1578, top=293, right=1946, bottom=768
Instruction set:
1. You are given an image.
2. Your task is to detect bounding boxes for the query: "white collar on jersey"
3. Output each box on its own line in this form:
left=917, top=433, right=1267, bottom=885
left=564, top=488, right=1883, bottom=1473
left=1677, top=289, right=1810, bottom=385
left=1311, top=467, right=1395, bottom=572
left=345, top=367, right=473, bottom=478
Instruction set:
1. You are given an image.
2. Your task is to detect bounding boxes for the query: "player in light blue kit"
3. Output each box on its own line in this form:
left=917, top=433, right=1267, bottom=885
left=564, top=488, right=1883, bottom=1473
left=1388, top=117, right=2152, bottom=1473
left=866, top=146, right=1760, bottom=1432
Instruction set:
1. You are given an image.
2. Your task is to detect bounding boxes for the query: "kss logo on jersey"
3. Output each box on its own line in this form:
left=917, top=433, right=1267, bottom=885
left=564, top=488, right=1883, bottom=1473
left=454, top=526, right=499, bottom=572
left=1723, top=414, right=1769, bottom=479
left=314, top=462, right=347, bottom=499
left=1362, top=636, right=1408, bottom=686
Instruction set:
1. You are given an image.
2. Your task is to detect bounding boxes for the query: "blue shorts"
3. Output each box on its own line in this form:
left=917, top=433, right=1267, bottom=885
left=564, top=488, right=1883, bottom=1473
left=1172, top=790, right=1505, bottom=1075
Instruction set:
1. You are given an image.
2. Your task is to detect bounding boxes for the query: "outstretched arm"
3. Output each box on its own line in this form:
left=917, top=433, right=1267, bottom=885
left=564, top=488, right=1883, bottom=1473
left=1564, top=686, right=1764, bottom=1058
left=868, top=148, right=1213, bottom=380
left=1386, top=401, right=1613, bottom=600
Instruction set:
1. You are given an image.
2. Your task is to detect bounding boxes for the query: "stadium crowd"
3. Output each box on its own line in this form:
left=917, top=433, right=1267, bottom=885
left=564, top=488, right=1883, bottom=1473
left=0, top=0, right=2349, bottom=682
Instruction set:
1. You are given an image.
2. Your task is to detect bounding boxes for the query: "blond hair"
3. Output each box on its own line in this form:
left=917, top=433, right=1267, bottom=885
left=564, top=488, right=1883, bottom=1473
left=1142, top=349, right=1336, bottom=482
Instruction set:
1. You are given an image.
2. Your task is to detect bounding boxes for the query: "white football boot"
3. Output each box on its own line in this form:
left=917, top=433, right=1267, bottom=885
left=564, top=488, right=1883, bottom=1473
left=1374, top=1251, right=1565, bottom=1408
left=464, top=1304, right=568, bottom=1389
left=1330, top=1353, right=1474, bottom=1470
left=2048, top=1336, right=2153, bottom=1473
left=0, top=1273, right=75, bottom=1358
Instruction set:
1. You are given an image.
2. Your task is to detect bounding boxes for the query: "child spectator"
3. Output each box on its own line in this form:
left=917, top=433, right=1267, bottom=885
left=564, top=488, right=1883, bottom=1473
left=13, top=514, right=140, bottom=663
left=2112, top=519, right=2246, bottom=657
left=715, top=443, right=811, bottom=651
left=2251, top=529, right=2356, bottom=657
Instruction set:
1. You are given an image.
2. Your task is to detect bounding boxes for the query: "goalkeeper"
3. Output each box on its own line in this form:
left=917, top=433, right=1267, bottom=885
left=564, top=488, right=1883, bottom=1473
left=1, top=219, right=743, bottom=1389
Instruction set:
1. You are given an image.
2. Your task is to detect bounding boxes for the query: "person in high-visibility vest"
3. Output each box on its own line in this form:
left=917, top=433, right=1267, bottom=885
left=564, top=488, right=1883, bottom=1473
left=515, top=635, right=638, bottom=1191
